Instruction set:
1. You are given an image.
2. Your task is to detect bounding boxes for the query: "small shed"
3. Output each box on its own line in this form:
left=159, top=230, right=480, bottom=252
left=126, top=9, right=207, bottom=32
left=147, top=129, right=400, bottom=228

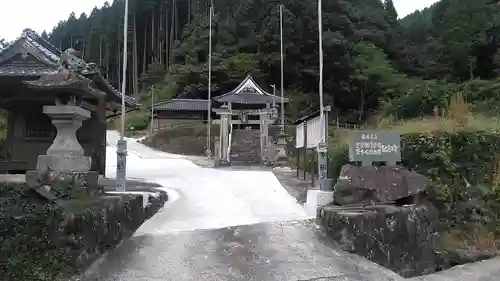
left=0, top=29, right=137, bottom=174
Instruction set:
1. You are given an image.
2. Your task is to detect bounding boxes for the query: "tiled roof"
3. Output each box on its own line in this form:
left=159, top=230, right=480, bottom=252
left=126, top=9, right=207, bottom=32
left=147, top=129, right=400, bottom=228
left=0, top=29, right=59, bottom=68
left=24, top=70, right=87, bottom=88
left=213, top=75, right=289, bottom=104
left=0, top=65, right=55, bottom=76
left=152, top=99, right=210, bottom=111
left=0, top=29, right=138, bottom=107
left=215, top=92, right=287, bottom=104
left=90, top=74, right=138, bottom=107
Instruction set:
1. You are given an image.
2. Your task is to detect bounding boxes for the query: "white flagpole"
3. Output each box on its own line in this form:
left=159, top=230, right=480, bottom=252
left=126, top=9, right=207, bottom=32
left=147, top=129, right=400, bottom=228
left=207, top=5, right=214, bottom=157
left=280, top=4, right=285, bottom=134
left=317, top=0, right=330, bottom=191
left=116, top=0, right=129, bottom=191
left=318, top=0, right=324, bottom=138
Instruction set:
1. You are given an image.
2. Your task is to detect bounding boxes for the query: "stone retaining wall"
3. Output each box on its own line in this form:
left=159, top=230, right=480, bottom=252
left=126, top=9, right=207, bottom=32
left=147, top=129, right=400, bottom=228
left=0, top=183, right=168, bottom=281
left=317, top=204, right=439, bottom=278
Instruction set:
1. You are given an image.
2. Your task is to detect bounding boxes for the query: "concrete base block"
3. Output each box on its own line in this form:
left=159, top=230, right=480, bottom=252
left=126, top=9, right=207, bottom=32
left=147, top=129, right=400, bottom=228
left=305, top=189, right=334, bottom=215
left=37, top=154, right=91, bottom=173
left=26, top=170, right=100, bottom=197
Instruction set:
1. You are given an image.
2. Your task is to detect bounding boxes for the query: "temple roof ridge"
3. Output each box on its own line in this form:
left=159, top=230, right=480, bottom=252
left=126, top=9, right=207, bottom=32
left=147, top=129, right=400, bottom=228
left=0, top=29, right=60, bottom=66
left=1, top=29, right=138, bottom=107
left=213, top=74, right=288, bottom=104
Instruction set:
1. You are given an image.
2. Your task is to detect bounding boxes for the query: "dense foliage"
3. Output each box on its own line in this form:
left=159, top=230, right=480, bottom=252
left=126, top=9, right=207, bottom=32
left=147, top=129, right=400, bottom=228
left=326, top=130, right=500, bottom=230
left=42, top=0, right=499, bottom=123
left=0, top=183, right=147, bottom=281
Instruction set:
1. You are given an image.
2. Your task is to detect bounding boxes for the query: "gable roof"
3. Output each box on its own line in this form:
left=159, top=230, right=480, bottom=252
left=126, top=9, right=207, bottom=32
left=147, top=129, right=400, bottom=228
left=213, top=75, right=288, bottom=104
left=0, top=29, right=59, bottom=76
left=0, top=29, right=137, bottom=107
left=151, top=99, right=210, bottom=112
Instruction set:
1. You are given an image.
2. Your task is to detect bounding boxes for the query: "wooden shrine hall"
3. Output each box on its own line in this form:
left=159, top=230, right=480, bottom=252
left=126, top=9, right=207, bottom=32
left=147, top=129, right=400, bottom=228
left=151, top=75, right=288, bottom=165
left=0, top=29, right=137, bottom=174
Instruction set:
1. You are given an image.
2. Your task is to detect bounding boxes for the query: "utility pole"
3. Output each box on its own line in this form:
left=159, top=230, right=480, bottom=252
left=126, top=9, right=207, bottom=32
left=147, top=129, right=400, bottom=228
left=206, top=5, right=214, bottom=158
left=116, top=0, right=129, bottom=192
left=316, top=0, right=330, bottom=191
left=279, top=4, right=285, bottom=134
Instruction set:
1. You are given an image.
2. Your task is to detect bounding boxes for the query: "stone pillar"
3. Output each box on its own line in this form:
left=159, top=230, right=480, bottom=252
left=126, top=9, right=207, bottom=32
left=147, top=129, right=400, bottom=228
left=274, top=133, right=288, bottom=166
left=218, top=105, right=230, bottom=166
left=260, top=114, right=266, bottom=163
left=39, top=105, right=91, bottom=171
left=26, top=105, right=99, bottom=196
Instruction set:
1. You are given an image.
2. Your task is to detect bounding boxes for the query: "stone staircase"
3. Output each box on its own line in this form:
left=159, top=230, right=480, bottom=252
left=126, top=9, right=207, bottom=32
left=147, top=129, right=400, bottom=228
left=229, top=129, right=262, bottom=165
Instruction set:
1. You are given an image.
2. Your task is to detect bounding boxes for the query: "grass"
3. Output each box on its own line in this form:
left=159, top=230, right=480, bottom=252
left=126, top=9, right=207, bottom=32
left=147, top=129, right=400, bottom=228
left=327, top=93, right=500, bottom=258
left=363, top=92, right=500, bottom=134
left=439, top=226, right=500, bottom=256
left=373, top=114, right=500, bottom=134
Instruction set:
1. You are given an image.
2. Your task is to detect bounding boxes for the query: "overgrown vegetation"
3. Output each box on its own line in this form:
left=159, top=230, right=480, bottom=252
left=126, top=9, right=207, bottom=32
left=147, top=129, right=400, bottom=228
left=0, top=182, right=145, bottom=281
left=43, top=0, right=499, bottom=125
left=8, top=0, right=499, bottom=270
left=323, top=94, right=500, bottom=258
left=142, top=124, right=219, bottom=155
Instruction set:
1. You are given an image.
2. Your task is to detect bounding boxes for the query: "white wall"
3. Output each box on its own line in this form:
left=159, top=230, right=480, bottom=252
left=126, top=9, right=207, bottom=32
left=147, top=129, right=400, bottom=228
left=295, top=116, right=325, bottom=148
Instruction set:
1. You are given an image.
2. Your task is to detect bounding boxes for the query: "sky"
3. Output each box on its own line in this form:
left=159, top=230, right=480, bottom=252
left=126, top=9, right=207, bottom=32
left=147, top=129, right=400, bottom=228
left=0, top=0, right=438, bottom=42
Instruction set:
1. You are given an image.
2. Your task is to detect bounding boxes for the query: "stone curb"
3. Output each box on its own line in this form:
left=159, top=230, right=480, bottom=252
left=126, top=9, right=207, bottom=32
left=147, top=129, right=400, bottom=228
left=102, top=186, right=169, bottom=220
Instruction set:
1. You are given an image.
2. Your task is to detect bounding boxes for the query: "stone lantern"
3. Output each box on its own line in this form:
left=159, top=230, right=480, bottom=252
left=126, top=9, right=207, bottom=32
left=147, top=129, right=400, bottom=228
left=25, top=68, right=99, bottom=196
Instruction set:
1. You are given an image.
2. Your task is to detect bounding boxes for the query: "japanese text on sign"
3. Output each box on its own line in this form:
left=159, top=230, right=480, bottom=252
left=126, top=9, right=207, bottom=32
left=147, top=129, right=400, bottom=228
left=348, top=130, right=401, bottom=164
left=354, top=141, right=399, bottom=155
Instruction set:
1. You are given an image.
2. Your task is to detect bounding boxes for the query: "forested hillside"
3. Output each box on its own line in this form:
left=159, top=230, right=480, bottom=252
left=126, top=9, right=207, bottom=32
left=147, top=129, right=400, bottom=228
left=42, top=0, right=500, bottom=123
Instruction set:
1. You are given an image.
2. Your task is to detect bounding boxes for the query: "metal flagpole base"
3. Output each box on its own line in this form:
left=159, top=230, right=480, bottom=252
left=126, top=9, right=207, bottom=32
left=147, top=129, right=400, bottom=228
left=317, top=142, right=332, bottom=191
left=116, top=139, right=127, bottom=192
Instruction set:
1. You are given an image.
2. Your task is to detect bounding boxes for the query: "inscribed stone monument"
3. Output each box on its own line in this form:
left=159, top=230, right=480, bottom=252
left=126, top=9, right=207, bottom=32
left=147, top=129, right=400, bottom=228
left=348, top=130, right=401, bottom=166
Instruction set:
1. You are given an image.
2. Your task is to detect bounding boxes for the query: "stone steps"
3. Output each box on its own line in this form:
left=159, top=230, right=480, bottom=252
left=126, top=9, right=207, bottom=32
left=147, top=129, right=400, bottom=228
left=230, top=129, right=261, bottom=165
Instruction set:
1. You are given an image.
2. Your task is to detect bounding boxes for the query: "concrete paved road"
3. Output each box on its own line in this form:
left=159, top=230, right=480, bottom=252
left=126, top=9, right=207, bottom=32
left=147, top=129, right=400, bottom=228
left=82, top=131, right=500, bottom=281
left=105, top=130, right=313, bottom=234
left=93, top=131, right=405, bottom=280
left=82, top=220, right=404, bottom=281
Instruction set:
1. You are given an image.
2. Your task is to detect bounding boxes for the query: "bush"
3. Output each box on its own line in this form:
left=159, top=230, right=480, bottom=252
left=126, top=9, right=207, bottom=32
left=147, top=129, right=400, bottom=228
left=0, top=183, right=68, bottom=281
left=142, top=124, right=219, bottom=156
left=108, top=110, right=149, bottom=132
left=328, top=132, right=500, bottom=196
left=326, top=131, right=500, bottom=229
left=0, top=183, right=146, bottom=281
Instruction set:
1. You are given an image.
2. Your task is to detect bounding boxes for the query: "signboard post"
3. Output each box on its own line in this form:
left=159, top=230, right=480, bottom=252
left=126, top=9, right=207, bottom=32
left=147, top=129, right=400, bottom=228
left=348, top=130, right=401, bottom=166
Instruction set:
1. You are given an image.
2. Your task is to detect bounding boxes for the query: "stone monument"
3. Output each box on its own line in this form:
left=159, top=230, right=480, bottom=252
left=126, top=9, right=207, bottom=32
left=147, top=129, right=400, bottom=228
left=25, top=64, right=99, bottom=197
left=274, top=132, right=288, bottom=166
left=26, top=101, right=99, bottom=197
left=348, top=130, right=401, bottom=166
left=317, top=129, right=439, bottom=277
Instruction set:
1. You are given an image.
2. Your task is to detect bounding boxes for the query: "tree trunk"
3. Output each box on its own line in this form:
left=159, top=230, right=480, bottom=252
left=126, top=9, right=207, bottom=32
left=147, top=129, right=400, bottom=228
left=169, top=0, right=175, bottom=65
left=151, top=10, right=155, bottom=62
left=159, top=4, right=163, bottom=64
left=143, top=23, right=147, bottom=76
left=188, top=0, right=191, bottom=25
left=133, top=12, right=139, bottom=96
left=99, top=39, right=102, bottom=70
left=174, top=0, right=179, bottom=40
left=165, top=0, right=169, bottom=66
left=358, top=80, right=367, bottom=122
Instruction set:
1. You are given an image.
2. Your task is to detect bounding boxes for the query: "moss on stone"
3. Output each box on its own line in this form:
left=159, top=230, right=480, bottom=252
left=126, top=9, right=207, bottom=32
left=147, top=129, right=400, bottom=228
left=0, top=182, right=152, bottom=281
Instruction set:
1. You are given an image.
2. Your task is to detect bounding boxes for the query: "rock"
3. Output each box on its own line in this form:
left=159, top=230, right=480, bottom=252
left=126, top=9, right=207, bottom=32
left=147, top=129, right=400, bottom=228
left=333, top=164, right=431, bottom=205
left=318, top=204, right=439, bottom=278
left=435, top=248, right=497, bottom=271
